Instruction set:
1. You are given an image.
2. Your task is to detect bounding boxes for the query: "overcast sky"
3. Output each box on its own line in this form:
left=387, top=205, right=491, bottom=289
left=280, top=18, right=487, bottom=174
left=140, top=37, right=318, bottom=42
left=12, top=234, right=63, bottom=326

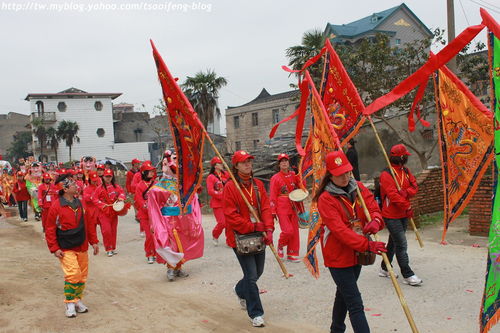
left=0, top=0, right=498, bottom=133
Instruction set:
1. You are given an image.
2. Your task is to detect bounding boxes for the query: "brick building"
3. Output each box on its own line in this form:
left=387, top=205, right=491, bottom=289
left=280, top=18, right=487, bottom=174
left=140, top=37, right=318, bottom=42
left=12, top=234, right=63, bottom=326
left=0, top=112, right=30, bottom=158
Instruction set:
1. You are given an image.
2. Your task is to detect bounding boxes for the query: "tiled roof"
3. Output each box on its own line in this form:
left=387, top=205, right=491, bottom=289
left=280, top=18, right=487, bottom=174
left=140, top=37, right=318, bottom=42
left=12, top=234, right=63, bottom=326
left=227, top=88, right=300, bottom=109
left=25, top=87, right=122, bottom=100
left=325, top=3, right=432, bottom=41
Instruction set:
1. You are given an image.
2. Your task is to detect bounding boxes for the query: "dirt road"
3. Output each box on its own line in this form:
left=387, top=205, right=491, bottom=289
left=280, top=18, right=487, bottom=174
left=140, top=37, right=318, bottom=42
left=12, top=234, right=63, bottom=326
left=0, top=208, right=495, bottom=333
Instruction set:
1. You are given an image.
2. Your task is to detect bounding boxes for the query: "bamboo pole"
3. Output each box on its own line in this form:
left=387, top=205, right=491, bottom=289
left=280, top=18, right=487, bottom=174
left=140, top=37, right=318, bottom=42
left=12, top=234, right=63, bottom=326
left=355, top=186, right=420, bottom=333
left=204, top=133, right=290, bottom=279
left=367, top=116, right=424, bottom=248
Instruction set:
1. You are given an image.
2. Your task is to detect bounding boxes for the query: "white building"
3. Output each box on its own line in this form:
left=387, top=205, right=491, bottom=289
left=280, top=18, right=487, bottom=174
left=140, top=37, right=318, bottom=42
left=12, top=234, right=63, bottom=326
left=26, top=87, right=152, bottom=163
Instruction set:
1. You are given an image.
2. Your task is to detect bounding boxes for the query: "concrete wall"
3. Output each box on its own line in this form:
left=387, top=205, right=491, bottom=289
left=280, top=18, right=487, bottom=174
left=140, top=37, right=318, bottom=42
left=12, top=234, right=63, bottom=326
left=0, top=112, right=30, bottom=157
left=377, top=7, right=432, bottom=47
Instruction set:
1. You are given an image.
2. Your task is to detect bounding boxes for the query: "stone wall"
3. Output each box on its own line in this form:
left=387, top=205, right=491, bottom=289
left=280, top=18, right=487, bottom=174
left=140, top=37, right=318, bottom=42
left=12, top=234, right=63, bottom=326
left=469, top=169, right=493, bottom=236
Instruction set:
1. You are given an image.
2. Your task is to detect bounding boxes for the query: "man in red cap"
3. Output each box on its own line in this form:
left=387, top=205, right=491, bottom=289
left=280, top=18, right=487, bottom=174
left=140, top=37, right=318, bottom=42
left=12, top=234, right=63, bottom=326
left=269, top=153, right=302, bottom=262
left=378, top=144, right=422, bottom=286
left=82, top=171, right=102, bottom=242
left=134, top=161, right=158, bottom=263
left=314, top=150, right=386, bottom=332
left=126, top=158, right=142, bottom=232
left=38, top=173, right=59, bottom=230
left=206, top=156, right=229, bottom=246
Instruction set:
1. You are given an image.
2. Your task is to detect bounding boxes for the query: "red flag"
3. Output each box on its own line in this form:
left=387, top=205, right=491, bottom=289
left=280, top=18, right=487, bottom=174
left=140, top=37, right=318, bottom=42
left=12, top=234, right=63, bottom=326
left=150, top=40, right=205, bottom=212
left=321, top=39, right=366, bottom=145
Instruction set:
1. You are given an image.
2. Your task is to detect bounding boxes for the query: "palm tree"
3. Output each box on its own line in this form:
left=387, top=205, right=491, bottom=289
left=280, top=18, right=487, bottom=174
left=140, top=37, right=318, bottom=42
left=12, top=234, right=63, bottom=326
left=285, top=29, right=325, bottom=87
left=31, top=118, right=47, bottom=161
left=46, top=127, right=60, bottom=163
left=181, top=69, right=228, bottom=131
left=57, top=120, right=80, bottom=162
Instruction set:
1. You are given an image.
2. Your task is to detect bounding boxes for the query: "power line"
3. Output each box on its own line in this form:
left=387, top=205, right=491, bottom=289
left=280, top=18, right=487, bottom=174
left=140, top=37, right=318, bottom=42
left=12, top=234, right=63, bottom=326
left=473, top=0, right=500, bottom=10
left=459, top=0, right=470, bottom=26
left=468, top=0, right=500, bottom=14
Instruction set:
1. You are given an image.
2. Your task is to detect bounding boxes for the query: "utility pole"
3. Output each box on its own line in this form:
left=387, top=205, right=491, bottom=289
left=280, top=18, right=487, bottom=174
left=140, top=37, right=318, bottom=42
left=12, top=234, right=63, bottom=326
left=447, top=0, right=458, bottom=73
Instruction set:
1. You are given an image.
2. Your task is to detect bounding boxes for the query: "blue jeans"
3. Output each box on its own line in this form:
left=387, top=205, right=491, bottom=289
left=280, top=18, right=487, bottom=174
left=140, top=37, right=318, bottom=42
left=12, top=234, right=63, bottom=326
left=381, top=218, right=414, bottom=278
left=17, top=200, right=28, bottom=219
left=233, top=248, right=265, bottom=319
left=328, top=265, right=369, bottom=333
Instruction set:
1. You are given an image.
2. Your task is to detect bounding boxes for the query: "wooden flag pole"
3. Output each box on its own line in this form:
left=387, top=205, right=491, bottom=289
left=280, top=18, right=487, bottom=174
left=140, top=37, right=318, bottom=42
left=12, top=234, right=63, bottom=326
left=355, top=186, right=420, bottom=333
left=203, top=132, right=290, bottom=279
left=367, top=116, right=424, bottom=248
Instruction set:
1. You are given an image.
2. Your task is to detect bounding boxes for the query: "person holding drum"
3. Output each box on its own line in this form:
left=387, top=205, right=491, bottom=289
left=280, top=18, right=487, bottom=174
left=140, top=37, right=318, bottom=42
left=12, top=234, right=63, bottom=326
left=93, top=168, right=126, bottom=257
left=269, top=153, right=302, bottom=263
left=313, top=150, right=386, bottom=333
left=223, top=150, right=274, bottom=328
left=206, top=156, right=229, bottom=246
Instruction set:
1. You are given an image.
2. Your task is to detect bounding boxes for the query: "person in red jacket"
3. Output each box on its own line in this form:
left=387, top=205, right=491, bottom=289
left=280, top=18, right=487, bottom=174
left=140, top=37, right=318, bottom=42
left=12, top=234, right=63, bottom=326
left=314, top=150, right=386, bottom=333
left=206, top=156, right=229, bottom=246
left=44, top=174, right=99, bottom=318
left=134, top=161, right=157, bottom=263
left=82, top=171, right=101, bottom=245
left=269, top=153, right=302, bottom=262
left=13, top=171, right=30, bottom=221
left=38, top=173, right=60, bottom=231
left=379, top=144, right=422, bottom=286
left=126, top=158, right=141, bottom=194
left=223, top=150, right=274, bottom=328
left=93, top=168, right=126, bottom=257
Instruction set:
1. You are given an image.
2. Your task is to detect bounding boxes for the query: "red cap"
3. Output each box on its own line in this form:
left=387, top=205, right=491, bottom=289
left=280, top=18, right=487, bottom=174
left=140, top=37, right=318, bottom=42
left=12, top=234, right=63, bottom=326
left=77, top=169, right=84, bottom=174
left=277, top=153, right=289, bottom=161
left=17, top=171, right=24, bottom=177
left=58, top=168, right=67, bottom=175
left=97, top=164, right=105, bottom=170
left=89, top=171, right=99, bottom=181
left=42, top=173, right=52, bottom=180
left=103, top=168, right=114, bottom=177
left=232, top=150, right=254, bottom=165
left=140, top=161, right=156, bottom=172
left=210, top=157, right=222, bottom=166
left=326, top=151, right=353, bottom=177
left=69, top=169, right=77, bottom=175
left=390, top=144, right=411, bottom=157
left=131, top=158, right=141, bottom=165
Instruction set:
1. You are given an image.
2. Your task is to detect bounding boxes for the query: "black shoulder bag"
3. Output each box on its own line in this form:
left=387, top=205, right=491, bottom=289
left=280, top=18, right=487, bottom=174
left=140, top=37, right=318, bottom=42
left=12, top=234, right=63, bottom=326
left=56, top=199, right=86, bottom=249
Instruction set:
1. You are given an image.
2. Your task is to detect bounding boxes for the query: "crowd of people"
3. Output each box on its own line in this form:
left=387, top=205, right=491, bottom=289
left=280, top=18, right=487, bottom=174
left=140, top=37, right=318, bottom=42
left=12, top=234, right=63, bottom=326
left=0, top=144, right=421, bottom=332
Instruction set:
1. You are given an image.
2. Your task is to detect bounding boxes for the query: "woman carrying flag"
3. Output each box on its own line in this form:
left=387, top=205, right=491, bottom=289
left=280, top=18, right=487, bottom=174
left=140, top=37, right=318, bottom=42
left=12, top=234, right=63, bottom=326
left=206, top=156, right=229, bottom=246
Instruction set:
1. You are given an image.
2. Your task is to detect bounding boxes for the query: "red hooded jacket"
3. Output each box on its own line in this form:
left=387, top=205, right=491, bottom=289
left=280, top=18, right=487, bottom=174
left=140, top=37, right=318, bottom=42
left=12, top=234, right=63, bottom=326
left=380, top=164, right=418, bottom=219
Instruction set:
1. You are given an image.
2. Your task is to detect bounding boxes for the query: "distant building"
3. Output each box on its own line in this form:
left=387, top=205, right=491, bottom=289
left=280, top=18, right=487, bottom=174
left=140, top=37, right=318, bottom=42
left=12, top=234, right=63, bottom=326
left=0, top=112, right=30, bottom=158
left=25, top=87, right=152, bottom=162
left=113, top=103, right=134, bottom=114
left=324, top=3, right=433, bottom=47
left=225, top=88, right=304, bottom=154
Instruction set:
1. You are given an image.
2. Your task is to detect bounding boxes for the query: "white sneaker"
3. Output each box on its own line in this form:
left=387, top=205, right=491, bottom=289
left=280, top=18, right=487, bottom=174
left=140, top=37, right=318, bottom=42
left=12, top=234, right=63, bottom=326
left=212, top=238, right=219, bottom=246
left=378, top=268, right=398, bottom=279
left=147, top=256, right=155, bottom=264
left=107, top=251, right=113, bottom=257
left=175, top=269, right=189, bottom=278
left=167, top=268, right=175, bottom=281
left=403, top=274, right=423, bottom=286
left=112, top=250, right=118, bottom=255
left=233, top=285, right=246, bottom=310
left=75, top=300, right=88, bottom=313
left=251, top=316, right=265, bottom=327
left=65, top=302, right=77, bottom=318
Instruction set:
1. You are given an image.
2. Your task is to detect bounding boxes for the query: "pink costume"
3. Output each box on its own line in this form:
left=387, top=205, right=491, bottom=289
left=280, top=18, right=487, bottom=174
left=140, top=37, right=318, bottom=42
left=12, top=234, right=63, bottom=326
left=147, top=176, right=204, bottom=267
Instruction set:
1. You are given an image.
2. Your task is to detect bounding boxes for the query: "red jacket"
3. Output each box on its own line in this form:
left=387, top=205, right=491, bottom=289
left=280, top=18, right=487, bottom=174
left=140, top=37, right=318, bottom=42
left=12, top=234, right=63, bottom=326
left=134, top=179, right=153, bottom=220
left=269, top=170, right=301, bottom=215
left=12, top=181, right=30, bottom=201
left=93, top=183, right=126, bottom=217
left=82, top=184, right=99, bottom=221
left=45, top=196, right=99, bottom=253
left=38, top=183, right=60, bottom=209
left=380, top=164, right=418, bottom=219
left=126, top=169, right=139, bottom=194
left=130, top=172, right=142, bottom=195
left=206, top=171, right=229, bottom=208
left=318, top=181, right=383, bottom=268
left=223, top=178, right=274, bottom=248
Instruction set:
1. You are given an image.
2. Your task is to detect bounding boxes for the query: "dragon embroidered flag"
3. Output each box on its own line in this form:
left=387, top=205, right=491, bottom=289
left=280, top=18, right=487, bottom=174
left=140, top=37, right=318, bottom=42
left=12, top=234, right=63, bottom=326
left=151, top=40, right=205, bottom=212
left=480, top=33, right=500, bottom=333
left=321, top=39, right=366, bottom=146
left=436, top=65, right=494, bottom=241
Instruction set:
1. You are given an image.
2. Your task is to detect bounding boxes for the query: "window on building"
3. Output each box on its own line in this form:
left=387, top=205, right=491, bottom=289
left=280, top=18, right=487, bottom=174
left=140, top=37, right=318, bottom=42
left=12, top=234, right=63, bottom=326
left=95, top=101, right=103, bottom=111
left=272, top=109, right=280, bottom=124
left=252, top=112, right=258, bottom=126
left=35, top=101, right=44, bottom=115
left=253, top=139, right=259, bottom=150
left=395, top=39, right=401, bottom=45
left=233, top=116, right=240, bottom=129
left=96, top=128, right=105, bottom=137
left=235, top=141, right=241, bottom=151
left=57, top=101, right=67, bottom=112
